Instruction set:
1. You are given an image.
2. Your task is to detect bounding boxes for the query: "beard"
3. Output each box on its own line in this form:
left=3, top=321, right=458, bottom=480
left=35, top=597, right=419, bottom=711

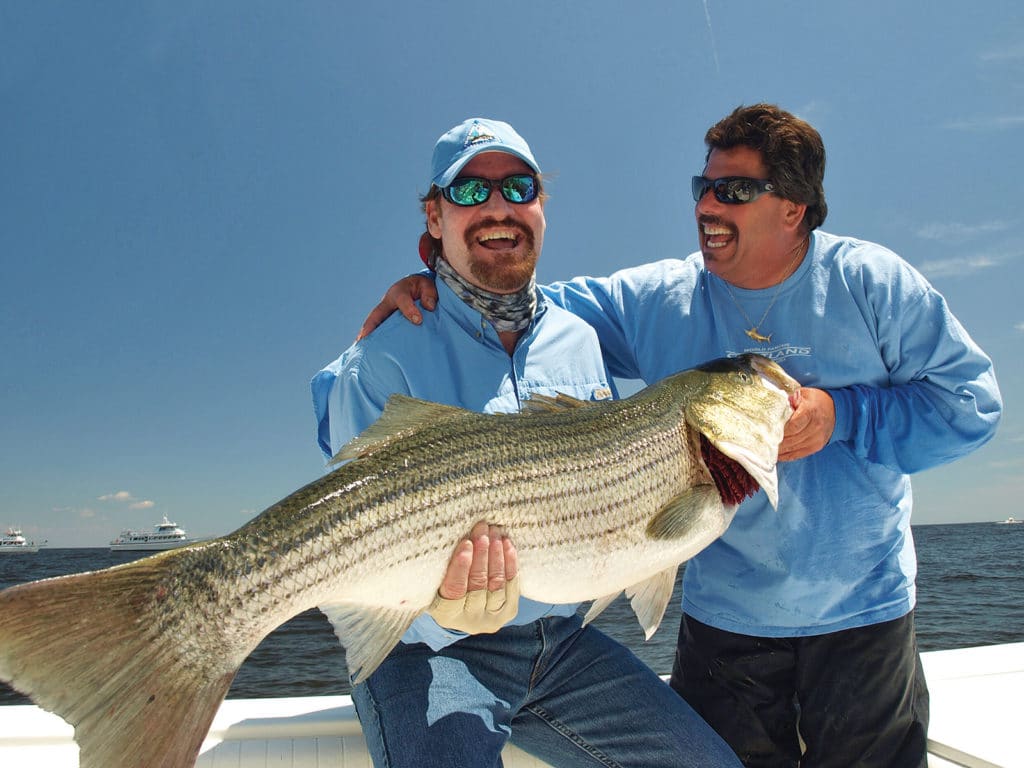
left=469, top=248, right=538, bottom=292
left=464, top=219, right=539, bottom=293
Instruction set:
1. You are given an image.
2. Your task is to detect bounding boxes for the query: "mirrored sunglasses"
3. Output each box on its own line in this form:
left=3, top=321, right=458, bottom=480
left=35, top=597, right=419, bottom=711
left=442, top=174, right=539, bottom=207
left=692, top=176, right=776, bottom=205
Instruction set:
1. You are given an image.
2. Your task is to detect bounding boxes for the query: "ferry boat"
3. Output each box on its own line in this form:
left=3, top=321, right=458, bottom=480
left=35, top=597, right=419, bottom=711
left=0, top=528, right=44, bottom=554
left=109, top=516, right=192, bottom=551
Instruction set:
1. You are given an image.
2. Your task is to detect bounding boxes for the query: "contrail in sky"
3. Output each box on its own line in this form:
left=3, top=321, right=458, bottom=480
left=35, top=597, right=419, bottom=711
left=702, top=0, right=721, bottom=75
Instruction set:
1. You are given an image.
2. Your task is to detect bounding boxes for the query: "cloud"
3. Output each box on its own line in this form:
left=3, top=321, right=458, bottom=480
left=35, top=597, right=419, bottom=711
left=991, top=455, right=1024, bottom=470
left=52, top=505, right=97, bottom=520
left=1015, top=322, right=1024, bottom=334
left=98, top=490, right=156, bottom=509
left=942, top=115, right=1024, bottom=131
left=909, top=224, right=1020, bottom=278
left=980, top=43, right=1024, bottom=62
left=794, top=101, right=830, bottom=123
left=915, top=254, right=1000, bottom=279
left=913, top=221, right=1012, bottom=240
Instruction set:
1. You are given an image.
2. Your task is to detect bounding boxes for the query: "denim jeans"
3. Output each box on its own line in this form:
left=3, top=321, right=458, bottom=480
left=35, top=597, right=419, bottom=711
left=352, top=613, right=741, bottom=768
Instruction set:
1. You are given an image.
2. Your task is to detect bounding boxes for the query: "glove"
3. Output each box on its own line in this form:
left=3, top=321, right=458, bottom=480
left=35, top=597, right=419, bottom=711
left=427, top=575, right=520, bottom=634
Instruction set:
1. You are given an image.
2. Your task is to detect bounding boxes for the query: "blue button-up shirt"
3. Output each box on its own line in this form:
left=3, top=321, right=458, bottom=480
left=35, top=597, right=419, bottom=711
left=312, top=278, right=614, bottom=649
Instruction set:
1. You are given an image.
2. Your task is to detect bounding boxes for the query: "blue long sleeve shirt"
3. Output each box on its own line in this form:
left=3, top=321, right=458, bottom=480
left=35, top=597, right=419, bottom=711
left=312, top=278, right=615, bottom=650
left=541, top=230, right=1002, bottom=636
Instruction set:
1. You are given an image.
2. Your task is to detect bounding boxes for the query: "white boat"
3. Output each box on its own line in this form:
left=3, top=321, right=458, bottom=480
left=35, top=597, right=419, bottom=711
left=0, top=528, right=44, bottom=554
left=1, top=644, right=1020, bottom=767
left=995, top=516, right=1022, bottom=525
left=109, top=516, right=192, bottom=551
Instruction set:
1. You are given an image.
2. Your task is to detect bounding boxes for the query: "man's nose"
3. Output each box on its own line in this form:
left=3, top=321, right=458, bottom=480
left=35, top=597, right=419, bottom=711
left=695, top=187, right=725, bottom=216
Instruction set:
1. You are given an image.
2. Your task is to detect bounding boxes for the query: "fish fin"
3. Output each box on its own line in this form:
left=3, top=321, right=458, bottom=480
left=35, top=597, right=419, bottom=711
left=582, top=592, right=621, bottom=625
left=645, top=484, right=723, bottom=540
left=331, top=394, right=471, bottom=463
left=320, top=601, right=421, bottom=684
left=520, top=392, right=591, bottom=413
left=624, top=566, right=679, bottom=640
left=0, top=554, right=240, bottom=768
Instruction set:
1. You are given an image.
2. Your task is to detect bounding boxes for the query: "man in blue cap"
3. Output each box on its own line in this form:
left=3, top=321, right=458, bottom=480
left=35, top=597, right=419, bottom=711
left=312, top=118, right=741, bottom=767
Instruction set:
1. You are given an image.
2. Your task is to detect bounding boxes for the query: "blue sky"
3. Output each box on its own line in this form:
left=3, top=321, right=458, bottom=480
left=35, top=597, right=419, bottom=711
left=2, top=1, right=1022, bottom=547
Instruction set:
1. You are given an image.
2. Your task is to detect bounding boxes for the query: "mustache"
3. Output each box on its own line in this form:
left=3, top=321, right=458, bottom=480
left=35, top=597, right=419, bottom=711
left=466, top=217, right=532, bottom=245
left=697, top=214, right=735, bottom=233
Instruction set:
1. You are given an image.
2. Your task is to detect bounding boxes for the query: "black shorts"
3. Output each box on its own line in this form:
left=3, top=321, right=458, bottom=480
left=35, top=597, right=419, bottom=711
left=669, top=612, right=930, bottom=768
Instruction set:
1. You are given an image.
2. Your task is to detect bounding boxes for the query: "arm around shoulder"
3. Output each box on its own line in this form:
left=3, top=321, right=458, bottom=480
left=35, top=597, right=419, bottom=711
left=357, top=273, right=438, bottom=340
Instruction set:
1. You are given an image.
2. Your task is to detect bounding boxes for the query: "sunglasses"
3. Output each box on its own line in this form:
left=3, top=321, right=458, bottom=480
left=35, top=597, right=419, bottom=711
left=691, top=176, right=776, bottom=205
left=442, top=174, right=539, bottom=207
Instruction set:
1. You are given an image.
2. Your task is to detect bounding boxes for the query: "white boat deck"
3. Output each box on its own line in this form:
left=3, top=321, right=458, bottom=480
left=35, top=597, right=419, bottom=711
left=1, top=643, right=1020, bottom=767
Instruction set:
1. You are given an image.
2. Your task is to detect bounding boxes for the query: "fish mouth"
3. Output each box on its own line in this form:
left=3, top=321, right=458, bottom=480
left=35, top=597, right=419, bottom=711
left=690, top=354, right=797, bottom=509
left=747, top=355, right=801, bottom=395
left=696, top=354, right=800, bottom=395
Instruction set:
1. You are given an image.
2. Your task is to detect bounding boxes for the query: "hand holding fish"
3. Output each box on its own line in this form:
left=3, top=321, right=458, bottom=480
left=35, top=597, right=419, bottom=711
left=778, top=387, right=835, bottom=461
left=428, top=521, right=520, bottom=634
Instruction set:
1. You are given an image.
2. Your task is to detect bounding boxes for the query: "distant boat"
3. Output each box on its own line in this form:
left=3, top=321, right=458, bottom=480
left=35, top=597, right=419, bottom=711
left=0, top=527, right=45, bottom=554
left=109, top=516, right=194, bottom=551
left=995, top=516, right=1022, bottom=525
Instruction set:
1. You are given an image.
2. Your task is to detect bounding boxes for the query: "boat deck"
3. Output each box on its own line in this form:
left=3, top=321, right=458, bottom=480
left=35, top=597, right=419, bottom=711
left=1, top=643, right=1020, bottom=767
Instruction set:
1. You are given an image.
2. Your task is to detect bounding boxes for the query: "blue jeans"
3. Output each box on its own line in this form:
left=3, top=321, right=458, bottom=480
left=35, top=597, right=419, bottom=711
left=352, top=613, right=741, bottom=767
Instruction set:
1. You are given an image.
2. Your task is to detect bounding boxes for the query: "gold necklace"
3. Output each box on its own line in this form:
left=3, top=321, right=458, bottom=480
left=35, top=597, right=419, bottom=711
left=721, top=237, right=808, bottom=343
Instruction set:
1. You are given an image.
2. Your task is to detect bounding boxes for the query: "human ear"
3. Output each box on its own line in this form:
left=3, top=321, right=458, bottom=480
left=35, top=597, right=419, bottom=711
left=426, top=199, right=443, bottom=238
left=783, top=200, right=807, bottom=232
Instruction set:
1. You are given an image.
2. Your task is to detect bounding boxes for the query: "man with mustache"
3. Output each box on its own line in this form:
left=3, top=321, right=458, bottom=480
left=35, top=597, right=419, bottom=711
left=359, top=105, right=1002, bottom=767
left=312, top=118, right=741, bottom=768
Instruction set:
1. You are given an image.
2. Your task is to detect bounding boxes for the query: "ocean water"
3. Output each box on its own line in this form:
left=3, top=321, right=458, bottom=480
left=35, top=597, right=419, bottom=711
left=1, top=522, right=1021, bottom=705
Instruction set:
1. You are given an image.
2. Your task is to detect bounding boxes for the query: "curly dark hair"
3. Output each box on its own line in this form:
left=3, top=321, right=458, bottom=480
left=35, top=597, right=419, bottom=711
left=705, top=104, right=827, bottom=232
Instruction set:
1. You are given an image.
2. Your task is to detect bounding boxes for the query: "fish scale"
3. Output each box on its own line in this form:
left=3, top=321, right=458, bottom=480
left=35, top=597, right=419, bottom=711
left=0, top=353, right=798, bottom=768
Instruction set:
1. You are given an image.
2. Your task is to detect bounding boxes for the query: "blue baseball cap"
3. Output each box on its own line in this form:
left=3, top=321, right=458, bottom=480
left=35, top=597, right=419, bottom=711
left=430, top=117, right=541, bottom=188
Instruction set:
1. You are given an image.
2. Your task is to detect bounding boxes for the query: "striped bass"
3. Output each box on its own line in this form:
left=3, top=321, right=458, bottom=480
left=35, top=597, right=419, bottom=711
left=0, top=353, right=798, bottom=768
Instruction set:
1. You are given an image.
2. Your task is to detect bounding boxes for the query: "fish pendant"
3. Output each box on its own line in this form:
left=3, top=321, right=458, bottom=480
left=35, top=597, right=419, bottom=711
left=745, top=327, right=772, bottom=343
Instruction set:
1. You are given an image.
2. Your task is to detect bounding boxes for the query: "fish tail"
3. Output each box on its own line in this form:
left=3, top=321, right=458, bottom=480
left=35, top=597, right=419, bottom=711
left=0, top=558, right=237, bottom=768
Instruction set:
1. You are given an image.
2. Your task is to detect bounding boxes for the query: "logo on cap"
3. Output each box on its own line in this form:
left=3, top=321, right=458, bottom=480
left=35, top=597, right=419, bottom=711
left=464, top=121, right=498, bottom=148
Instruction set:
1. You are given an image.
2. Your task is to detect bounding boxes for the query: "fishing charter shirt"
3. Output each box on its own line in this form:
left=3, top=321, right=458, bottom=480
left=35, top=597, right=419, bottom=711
left=312, top=278, right=615, bottom=650
left=541, top=229, right=1002, bottom=638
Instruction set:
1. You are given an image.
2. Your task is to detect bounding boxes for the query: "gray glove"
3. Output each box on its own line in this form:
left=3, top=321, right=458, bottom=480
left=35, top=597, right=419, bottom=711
left=428, top=575, right=520, bottom=634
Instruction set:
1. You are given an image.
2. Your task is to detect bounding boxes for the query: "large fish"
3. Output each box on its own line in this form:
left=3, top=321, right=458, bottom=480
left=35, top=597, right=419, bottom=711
left=0, top=353, right=798, bottom=768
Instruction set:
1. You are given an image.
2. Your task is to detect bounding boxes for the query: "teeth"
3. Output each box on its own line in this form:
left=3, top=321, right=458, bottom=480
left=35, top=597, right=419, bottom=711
left=479, top=231, right=517, bottom=242
left=703, top=224, right=732, bottom=236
